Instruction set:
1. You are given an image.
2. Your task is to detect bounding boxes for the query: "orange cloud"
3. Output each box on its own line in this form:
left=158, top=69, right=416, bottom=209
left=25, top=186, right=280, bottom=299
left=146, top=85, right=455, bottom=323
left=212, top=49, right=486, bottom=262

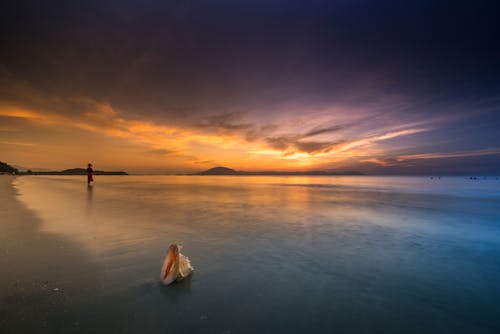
left=0, top=98, right=437, bottom=172
left=0, top=107, right=42, bottom=120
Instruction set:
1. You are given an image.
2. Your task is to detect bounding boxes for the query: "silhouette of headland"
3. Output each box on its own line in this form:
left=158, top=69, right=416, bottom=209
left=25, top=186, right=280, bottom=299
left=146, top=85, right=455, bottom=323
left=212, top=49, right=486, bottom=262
left=28, top=168, right=128, bottom=176
left=0, top=162, right=127, bottom=175
left=0, top=161, right=19, bottom=174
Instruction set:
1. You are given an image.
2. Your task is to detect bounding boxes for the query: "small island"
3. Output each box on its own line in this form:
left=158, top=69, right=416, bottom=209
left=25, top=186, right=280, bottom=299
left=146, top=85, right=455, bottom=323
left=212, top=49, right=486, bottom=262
left=196, top=166, right=364, bottom=176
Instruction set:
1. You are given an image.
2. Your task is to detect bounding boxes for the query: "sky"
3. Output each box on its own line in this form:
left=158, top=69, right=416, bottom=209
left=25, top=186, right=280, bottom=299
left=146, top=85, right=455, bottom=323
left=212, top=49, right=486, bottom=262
left=1, top=0, right=499, bottom=174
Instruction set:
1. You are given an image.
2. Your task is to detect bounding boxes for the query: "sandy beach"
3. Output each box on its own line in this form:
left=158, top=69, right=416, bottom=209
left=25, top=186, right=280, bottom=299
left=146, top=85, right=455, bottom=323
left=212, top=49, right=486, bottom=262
left=0, top=176, right=104, bottom=333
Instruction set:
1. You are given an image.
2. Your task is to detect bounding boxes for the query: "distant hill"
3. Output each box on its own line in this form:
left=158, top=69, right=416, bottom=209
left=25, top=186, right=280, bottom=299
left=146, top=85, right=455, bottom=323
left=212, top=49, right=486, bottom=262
left=197, top=167, right=242, bottom=175
left=29, top=168, right=128, bottom=175
left=0, top=161, right=19, bottom=174
left=196, top=166, right=364, bottom=176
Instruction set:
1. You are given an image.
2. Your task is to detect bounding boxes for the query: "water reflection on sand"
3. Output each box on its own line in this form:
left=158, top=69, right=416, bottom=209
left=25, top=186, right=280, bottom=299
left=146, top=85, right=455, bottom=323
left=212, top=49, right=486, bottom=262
left=9, top=175, right=500, bottom=333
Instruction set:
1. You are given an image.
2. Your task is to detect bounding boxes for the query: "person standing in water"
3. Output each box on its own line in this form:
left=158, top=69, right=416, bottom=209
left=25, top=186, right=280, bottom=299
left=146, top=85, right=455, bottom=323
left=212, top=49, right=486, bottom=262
left=87, top=163, right=94, bottom=185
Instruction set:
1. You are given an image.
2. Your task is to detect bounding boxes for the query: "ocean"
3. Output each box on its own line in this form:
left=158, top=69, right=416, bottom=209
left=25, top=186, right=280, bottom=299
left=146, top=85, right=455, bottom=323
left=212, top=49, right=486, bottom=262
left=4, top=175, right=500, bottom=333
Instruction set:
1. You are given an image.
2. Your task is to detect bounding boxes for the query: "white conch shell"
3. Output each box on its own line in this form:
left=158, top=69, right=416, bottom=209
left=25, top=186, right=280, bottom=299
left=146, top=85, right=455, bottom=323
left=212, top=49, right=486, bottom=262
left=161, top=243, right=193, bottom=285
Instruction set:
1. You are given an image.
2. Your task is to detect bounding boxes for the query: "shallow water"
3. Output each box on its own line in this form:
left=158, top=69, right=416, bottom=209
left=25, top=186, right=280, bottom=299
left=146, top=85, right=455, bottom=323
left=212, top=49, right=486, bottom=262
left=8, top=175, right=500, bottom=333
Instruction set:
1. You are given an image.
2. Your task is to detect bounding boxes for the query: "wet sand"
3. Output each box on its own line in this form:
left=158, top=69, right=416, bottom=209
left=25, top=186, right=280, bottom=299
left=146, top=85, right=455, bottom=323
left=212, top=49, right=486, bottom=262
left=0, top=176, right=205, bottom=334
left=0, top=176, right=105, bottom=333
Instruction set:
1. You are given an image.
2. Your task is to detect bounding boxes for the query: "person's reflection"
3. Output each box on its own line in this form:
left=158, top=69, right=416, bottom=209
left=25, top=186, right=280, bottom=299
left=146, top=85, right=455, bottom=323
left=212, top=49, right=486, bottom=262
left=86, top=183, right=93, bottom=215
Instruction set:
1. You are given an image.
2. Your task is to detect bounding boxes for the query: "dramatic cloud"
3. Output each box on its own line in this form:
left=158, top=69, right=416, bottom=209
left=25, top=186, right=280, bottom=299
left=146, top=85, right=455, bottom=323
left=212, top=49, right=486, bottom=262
left=1, top=0, right=499, bottom=173
left=399, top=148, right=500, bottom=161
left=196, top=113, right=253, bottom=131
left=303, top=125, right=348, bottom=138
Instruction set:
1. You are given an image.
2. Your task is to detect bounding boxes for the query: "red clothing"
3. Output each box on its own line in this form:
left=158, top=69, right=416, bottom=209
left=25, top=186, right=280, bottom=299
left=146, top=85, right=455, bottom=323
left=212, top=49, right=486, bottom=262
left=87, top=167, right=94, bottom=182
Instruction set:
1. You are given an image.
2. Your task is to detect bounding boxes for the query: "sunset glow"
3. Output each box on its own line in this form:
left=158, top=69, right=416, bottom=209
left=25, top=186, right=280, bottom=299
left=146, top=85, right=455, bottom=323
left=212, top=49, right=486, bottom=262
left=1, top=1, right=499, bottom=174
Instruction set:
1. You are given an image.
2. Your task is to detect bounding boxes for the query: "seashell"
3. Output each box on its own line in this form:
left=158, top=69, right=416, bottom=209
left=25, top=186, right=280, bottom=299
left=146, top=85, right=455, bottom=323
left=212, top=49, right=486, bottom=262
left=161, top=243, right=193, bottom=285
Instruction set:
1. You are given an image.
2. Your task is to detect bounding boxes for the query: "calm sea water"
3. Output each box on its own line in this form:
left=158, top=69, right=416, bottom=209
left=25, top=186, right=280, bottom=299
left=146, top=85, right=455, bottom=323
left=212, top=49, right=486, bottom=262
left=11, top=175, right=500, bottom=333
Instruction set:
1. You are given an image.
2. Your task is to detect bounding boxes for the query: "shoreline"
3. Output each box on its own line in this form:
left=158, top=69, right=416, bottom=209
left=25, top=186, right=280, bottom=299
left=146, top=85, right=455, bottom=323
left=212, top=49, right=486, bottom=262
left=0, top=176, right=104, bottom=333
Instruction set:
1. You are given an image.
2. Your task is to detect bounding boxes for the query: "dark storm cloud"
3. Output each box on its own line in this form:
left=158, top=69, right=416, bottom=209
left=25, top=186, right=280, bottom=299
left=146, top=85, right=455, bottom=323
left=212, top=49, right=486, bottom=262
left=2, top=0, right=499, bottom=116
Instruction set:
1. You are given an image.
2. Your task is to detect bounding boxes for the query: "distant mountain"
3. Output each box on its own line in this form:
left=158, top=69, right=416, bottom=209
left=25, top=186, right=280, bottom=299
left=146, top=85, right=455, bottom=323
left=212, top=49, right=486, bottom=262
left=0, top=161, right=19, bottom=174
left=196, top=166, right=364, bottom=176
left=197, top=167, right=242, bottom=175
